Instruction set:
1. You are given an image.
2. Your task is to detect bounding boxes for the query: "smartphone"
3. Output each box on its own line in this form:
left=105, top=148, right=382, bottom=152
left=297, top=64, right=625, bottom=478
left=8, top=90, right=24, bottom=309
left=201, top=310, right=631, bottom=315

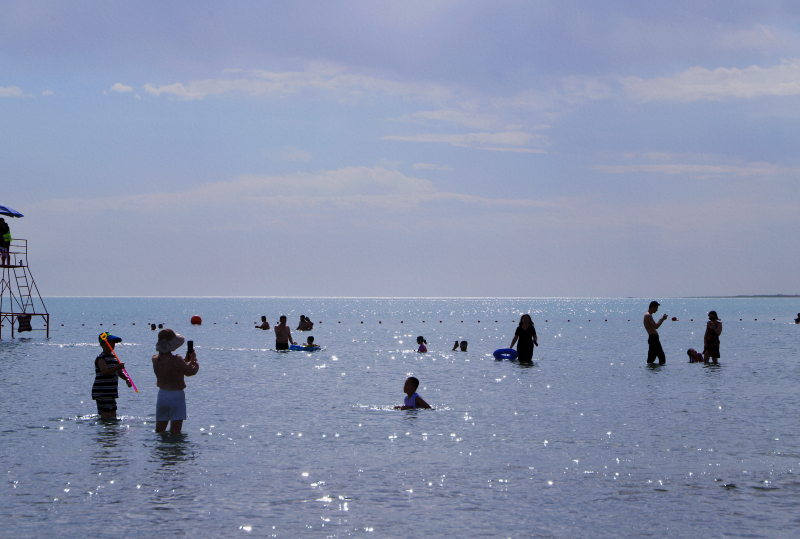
left=187, top=340, right=194, bottom=354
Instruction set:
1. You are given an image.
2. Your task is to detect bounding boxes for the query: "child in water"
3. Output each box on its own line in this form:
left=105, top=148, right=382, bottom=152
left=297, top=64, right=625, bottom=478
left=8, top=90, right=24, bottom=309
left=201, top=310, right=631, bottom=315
left=686, top=348, right=704, bottom=363
left=417, top=336, right=427, bottom=353
left=92, top=333, right=131, bottom=419
left=304, top=336, right=318, bottom=348
left=395, top=376, right=431, bottom=410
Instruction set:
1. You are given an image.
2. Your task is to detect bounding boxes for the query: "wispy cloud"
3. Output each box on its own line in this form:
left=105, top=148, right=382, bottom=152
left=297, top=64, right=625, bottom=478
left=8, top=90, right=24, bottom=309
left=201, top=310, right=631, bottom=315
left=594, top=160, right=795, bottom=177
left=412, top=163, right=453, bottom=171
left=143, top=63, right=451, bottom=102
left=265, top=146, right=313, bottom=162
left=111, top=83, right=134, bottom=93
left=36, top=166, right=557, bottom=218
left=399, top=110, right=509, bottom=131
left=623, top=59, right=800, bottom=102
left=0, top=86, right=24, bottom=98
left=384, top=132, right=547, bottom=153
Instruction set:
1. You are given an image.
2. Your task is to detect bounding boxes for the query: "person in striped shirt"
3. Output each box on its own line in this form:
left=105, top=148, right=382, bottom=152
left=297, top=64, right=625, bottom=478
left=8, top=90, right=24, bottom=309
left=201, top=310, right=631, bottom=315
left=92, top=333, right=131, bottom=419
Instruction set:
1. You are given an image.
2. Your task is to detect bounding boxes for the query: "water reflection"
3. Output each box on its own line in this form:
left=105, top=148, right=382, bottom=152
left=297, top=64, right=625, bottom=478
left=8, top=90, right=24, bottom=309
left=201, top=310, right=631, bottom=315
left=92, top=420, right=129, bottom=471
left=514, top=360, right=537, bottom=369
left=151, top=433, right=196, bottom=468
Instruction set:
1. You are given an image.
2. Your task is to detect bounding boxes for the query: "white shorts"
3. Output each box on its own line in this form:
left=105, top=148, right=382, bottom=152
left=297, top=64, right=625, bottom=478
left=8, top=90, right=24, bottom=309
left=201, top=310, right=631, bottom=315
left=155, top=389, right=187, bottom=421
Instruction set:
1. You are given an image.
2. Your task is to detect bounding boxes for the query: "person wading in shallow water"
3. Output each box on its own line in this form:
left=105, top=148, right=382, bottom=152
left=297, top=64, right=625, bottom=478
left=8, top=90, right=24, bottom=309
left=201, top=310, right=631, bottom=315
left=274, top=316, right=296, bottom=350
left=644, top=301, right=668, bottom=365
left=703, top=311, right=722, bottom=364
left=510, top=314, right=537, bottom=362
left=152, top=329, right=199, bottom=434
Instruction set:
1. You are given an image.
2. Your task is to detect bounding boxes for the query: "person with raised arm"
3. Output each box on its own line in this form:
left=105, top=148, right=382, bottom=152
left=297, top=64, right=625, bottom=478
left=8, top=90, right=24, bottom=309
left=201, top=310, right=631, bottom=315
left=152, top=329, right=198, bottom=434
left=644, top=301, right=668, bottom=365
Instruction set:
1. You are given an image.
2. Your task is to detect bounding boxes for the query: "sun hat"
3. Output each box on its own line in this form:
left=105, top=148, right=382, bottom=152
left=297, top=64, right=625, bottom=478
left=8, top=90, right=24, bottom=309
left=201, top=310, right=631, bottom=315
left=156, top=328, right=185, bottom=353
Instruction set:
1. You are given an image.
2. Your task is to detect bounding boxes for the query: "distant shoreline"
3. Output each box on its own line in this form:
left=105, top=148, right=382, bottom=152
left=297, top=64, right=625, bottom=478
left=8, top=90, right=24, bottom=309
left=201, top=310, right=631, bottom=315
left=686, top=295, right=800, bottom=299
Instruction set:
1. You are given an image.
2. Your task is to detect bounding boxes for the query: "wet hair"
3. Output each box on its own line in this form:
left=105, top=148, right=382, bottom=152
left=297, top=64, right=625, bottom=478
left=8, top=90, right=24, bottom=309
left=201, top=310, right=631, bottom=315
left=649, top=301, right=660, bottom=309
left=307, top=336, right=314, bottom=343
left=708, top=311, right=718, bottom=319
left=261, top=315, right=267, bottom=321
left=280, top=315, right=287, bottom=321
left=461, top=341, right=467, bottom=345
left=686, top=349, right=693, bottom=358
left=406, top=376, right=420, bottom=390
left=416, top=336, right=426, bottom=343
left=518, top=314, right=533, bottom=327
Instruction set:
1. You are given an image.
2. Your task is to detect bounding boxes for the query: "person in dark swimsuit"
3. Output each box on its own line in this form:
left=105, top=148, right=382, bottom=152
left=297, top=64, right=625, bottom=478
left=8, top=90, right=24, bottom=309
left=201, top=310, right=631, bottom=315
left=509, top=314, right=538, bottom=362
left=703, top=311, right=722, bottom=364
left=274, top=315, right=295, bottom=350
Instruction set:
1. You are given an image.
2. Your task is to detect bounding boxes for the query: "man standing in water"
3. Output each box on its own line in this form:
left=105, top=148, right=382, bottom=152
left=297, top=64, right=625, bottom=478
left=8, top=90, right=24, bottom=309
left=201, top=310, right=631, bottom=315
left=644, top=301, right=668, bottom=364
left=274, top=315, right=296, bottom=350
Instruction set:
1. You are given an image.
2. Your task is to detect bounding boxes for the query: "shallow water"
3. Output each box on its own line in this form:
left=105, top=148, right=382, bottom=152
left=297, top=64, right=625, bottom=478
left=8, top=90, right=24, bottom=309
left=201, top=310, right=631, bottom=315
left=2, top=297, right=800, bottom=538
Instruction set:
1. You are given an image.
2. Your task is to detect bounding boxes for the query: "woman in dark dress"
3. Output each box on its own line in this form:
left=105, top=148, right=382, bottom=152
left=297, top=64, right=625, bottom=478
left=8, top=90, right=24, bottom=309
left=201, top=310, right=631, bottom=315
left=509, top=314, right=537, bottom=362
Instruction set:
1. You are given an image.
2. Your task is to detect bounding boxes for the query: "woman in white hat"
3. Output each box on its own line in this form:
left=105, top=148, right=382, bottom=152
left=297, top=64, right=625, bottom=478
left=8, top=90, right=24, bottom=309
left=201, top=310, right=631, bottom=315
left=152, top=328, right=199, bottom=433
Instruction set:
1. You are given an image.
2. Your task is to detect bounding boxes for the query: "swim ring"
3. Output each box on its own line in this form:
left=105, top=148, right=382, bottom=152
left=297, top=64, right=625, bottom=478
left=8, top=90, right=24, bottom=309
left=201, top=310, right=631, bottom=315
left=289, top=344, right=321, bottom=351
left=493, top=348, right=518, bottom=360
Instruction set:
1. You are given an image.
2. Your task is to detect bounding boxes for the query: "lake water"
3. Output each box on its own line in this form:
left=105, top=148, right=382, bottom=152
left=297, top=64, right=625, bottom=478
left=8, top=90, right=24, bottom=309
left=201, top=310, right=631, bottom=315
left=2, top=297, right=799, bottom=538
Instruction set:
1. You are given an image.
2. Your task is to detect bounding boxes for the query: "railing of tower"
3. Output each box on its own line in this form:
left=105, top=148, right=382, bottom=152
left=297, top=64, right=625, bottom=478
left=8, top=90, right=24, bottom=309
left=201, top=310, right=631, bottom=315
left=0, top=238, right=49, bottom=339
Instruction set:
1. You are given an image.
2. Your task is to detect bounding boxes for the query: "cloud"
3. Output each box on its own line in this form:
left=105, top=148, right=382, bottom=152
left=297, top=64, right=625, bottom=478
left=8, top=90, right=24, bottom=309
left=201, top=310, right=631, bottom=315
left=265, top=146, right=313, bottom=162
left=412, top=163, right=453, bottom=171
left=399, top=110, right=508, bottom=130
left=41, top=90, right=53, bottom=96
left=143, top=63, right=452, bottom=102
left=36, top=166, right=556, bottom=220
left=0, top=86, right=24, bottom=97
left=594, top=160, right=795, bottom=178
left=623, top=60, right=800, bottom=102
left=383, top=131, right=547, bottom=153
left=111, top=83, right=134, bottom=93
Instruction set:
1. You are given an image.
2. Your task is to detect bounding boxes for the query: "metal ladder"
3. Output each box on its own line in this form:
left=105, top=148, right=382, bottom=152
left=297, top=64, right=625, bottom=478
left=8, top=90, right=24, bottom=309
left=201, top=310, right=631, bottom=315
left=12, top=265, right=34, bottom=313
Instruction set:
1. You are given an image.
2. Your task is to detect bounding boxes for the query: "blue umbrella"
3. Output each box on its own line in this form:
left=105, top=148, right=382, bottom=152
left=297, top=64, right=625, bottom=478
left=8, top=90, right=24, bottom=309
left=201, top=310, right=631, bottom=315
left=0, top=205, right=23, bottom=218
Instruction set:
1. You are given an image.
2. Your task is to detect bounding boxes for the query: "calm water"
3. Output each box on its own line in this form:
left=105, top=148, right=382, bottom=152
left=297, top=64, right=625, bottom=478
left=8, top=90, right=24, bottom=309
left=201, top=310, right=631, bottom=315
left=2, top=297, right=799, bottom=538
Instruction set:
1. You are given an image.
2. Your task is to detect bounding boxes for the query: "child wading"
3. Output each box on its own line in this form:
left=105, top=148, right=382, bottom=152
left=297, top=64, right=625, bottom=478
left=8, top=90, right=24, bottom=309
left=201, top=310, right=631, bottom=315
left=92, top=333, right=131, bottom=419
left=395, top=377, right=432, bottom=410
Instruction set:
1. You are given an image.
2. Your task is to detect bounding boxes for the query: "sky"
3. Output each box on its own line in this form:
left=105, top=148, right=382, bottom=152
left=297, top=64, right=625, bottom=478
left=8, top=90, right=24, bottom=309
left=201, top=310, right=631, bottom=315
left=2, top=0, right=800, bottom=297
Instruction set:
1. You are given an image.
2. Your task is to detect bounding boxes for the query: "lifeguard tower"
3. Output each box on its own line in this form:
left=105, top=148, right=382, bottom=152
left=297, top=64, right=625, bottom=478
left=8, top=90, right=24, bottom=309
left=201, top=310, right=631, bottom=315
left=0, top=205, right=49, bottom=339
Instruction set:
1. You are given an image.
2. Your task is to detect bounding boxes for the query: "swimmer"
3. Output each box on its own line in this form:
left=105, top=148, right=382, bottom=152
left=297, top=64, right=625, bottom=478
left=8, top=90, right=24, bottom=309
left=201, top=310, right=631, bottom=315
left=417, top=336, right=427, bottom=353
left=687, top=348, right=704, bottom=363
left=795, top=313, right=800, bottom=324
left=452, top=340, right=467, bottom=351
left=296, top=315, right=313, bottom=331
left=255, top=316, right=270, bottom=330
left=304, top=336, right=318, bottom=348
left=394, top=376, right=431, bottom=410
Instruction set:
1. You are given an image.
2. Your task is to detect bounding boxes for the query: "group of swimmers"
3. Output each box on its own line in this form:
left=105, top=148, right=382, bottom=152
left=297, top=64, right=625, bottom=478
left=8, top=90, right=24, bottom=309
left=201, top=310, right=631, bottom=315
left=644, top=301, right=723, bottom=365
left=256, top=314, right=318, bottom=350
left=90, top=302, right=781, bottom=427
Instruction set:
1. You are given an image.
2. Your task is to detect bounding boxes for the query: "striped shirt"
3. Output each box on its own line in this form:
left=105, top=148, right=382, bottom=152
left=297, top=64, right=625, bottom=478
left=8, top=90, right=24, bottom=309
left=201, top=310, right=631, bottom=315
left=92, top=352, right=123, bottom=400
